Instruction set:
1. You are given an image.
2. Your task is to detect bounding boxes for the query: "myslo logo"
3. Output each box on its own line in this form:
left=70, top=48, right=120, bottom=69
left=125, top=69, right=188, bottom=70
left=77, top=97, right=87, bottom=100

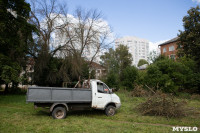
left=172, top=126, right=198, bottom=132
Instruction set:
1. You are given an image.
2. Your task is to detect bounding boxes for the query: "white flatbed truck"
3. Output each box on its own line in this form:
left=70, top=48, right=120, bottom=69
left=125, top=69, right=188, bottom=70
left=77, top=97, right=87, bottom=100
left=26, top=79, right=121, bottom=119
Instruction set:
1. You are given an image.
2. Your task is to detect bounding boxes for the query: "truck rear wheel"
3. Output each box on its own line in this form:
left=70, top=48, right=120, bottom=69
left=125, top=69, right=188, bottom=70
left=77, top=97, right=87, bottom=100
left=105, top=105, right=116, bottom=116
left=52, top=107, right=66, bottom=119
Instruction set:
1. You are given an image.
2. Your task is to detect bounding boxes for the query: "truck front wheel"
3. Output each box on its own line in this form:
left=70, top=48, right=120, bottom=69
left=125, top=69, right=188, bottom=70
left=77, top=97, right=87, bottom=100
left=52, top=107, right=67, bottom=119
left=105, top=105, right=116, bottom=116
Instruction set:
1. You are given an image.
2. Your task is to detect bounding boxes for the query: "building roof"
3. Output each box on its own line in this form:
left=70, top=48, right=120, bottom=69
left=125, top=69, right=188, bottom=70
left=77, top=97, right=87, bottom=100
left=158, top=37, right=179, bottom=46
left=89, top=62, right=105, bottom=69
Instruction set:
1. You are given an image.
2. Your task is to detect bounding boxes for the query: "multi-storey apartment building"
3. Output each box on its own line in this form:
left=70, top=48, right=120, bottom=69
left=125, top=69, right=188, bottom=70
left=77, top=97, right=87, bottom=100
left=115, top=36, right=149, bottom=66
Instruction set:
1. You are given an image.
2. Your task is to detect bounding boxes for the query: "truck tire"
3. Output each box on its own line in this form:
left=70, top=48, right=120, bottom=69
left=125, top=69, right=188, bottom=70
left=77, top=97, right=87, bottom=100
left=105, top=105, right=116, bottom=116
left=52, top=107, right=67, bottom=119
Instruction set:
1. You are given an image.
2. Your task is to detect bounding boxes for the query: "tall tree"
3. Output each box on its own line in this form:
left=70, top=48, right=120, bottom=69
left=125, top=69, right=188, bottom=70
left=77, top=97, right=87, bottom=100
left=115, top=45, right=132, bottom=77
left=177, top=6, right=200, bottom=68
left=101, top=45, right=132, bottom=78
left=0, top=0, right=35, bottom=92
left=29, top=0, right=113, bottom=85
left=100, top=45, right=132, bottom=88
left=100, top=48, right=119, bottom=73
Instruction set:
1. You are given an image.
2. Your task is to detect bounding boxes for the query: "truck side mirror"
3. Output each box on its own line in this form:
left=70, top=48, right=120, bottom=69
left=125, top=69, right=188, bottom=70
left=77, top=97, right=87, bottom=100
left=104, top=89, right=108, bottom=92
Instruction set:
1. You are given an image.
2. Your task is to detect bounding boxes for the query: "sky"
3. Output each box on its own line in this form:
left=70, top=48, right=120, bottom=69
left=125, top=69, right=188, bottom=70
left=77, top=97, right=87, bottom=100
left=63, top=0, right=199, bottom=45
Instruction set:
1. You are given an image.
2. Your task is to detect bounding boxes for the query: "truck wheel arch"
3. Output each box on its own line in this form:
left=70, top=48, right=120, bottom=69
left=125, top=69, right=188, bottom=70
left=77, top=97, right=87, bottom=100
left=50, top=103, right=69, bottom=112
left=104, top=102, right=116, bottom=110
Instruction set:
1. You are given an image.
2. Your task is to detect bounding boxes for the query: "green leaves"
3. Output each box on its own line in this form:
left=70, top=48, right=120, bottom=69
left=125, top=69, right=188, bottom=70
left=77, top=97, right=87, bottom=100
left=178, top=6, right=200, bottom=67
left=1, top=64, right=21, bottom=84
left=121, top=66, right=138, bottom=90
left=100, top=45, right=133, bottom=89
left=144, top=58, right=199, bottom=93
left=0, top=0, right=35, bottom=89
left=137, top=59, right=149, bottom=67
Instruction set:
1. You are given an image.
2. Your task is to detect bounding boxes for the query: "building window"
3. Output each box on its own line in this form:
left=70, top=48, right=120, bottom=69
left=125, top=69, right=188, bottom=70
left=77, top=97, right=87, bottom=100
left=169, top=45, right=175, bottom=51
left=170, top=54, right=175, bottom=60
left=163, top=48, right=166, bottom=53
left=96, top=70, right=100, bottom=73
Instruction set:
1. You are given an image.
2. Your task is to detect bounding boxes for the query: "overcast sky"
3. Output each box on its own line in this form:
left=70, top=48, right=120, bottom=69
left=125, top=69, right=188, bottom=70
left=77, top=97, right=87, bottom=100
left=63, top=0, right=199, bottom=44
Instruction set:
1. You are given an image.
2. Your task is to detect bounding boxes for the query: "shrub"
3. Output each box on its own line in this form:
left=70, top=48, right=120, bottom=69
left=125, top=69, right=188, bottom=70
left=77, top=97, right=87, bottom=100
left=144, top=58, right=194, bottom=93
left=104, top=71, right=119, bottom=89
left=7, top=87, right=27, bottom=94
left=137, top=91, right=187, bottom=118
left=131, top=84, right=151, bottom=97
left=121, top=66, right=138, bottom=90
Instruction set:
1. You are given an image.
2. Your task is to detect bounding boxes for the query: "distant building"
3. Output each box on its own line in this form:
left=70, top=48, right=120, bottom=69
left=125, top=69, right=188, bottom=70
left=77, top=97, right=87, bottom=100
left=138, top=64, right=148, bottom=70
left=115, top=36, right=149, bottom=66
left=89, top=62, right=106, bottom=79
left=158, top=37, right=178, bottom=60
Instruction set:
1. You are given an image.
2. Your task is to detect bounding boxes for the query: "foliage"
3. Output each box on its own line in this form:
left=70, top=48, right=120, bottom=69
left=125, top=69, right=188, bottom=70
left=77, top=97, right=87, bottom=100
left=135, top=70, right=146, bottom=85
left=28, top=0, right=112, bottom=85
left=177, top=6, right=200, bottom=68
left=33, top=53, right=91, bottom=87
left=144, top=58, right=195, bottom=93
left=137, top=91, right=187, bottom=118
left=0, top=0, right=35, bottom=92
left=100, top=48, right=119, bottom=73
left=101, top=45, right=133, bottom=89
left=115, top=45, right=132, bottom=77
left=137, top=59, right=148, bottom=67
left=148, top=50, right=159, bottom=63
left=130, top=84, right=150, bottom=97
left=101, top=45, right=132, bottom=75
left=1, top=64, right=21, bottom=84
left=178, top=56, right=200, bottom=93
left=153, top=55, right=168, bottom=63
left=121, top=66, right=138, bottom=90
left=33, top=54, right=67, bottom=86
left=104, top=70, right=119, bottom=89
left=90, top=70, right=96, bottom=79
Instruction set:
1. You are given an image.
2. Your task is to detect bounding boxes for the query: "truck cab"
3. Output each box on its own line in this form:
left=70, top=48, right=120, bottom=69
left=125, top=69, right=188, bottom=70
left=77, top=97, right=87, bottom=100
left=90, top=79, right=121, bottom=111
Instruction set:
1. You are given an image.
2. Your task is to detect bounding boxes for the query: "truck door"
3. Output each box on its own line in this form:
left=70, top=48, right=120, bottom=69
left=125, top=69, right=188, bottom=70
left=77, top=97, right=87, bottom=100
left=93, top=82, right=112, bottom=109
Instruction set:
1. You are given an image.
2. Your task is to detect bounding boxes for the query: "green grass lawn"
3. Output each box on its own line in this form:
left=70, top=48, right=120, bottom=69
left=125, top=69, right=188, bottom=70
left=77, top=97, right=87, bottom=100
left=0, top=91, right=200, bottom=133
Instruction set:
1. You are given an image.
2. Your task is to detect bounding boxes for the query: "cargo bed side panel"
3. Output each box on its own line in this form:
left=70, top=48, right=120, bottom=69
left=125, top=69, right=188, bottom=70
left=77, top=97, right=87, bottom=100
left=52, top=89, right=72, bottom=101
left=28, top=88, right=51, bottom=101
left=27, top=87, right=92, bottom=103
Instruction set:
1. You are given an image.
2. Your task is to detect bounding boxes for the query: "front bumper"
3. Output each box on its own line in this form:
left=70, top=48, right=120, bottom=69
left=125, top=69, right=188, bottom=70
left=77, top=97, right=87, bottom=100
left=115, top=103, right=121, bottom=109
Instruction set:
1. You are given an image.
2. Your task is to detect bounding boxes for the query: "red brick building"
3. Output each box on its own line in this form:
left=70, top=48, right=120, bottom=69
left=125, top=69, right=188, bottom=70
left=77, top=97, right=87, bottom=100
left=159, top=37, right=178, bottom=60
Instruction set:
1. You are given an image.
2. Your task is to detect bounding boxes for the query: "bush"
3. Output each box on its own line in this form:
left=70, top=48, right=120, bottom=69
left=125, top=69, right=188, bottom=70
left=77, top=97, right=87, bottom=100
left=131, top=84, right=151, bottom=97
left=5, top=87, right=27, bottom=94
left=144, top=58, right=194, bottom=93
left=121, top=66, right=138, bottom=90
left=104, top=71, right=119, bottom=89
left=137, top=91, right=187, bottom=118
